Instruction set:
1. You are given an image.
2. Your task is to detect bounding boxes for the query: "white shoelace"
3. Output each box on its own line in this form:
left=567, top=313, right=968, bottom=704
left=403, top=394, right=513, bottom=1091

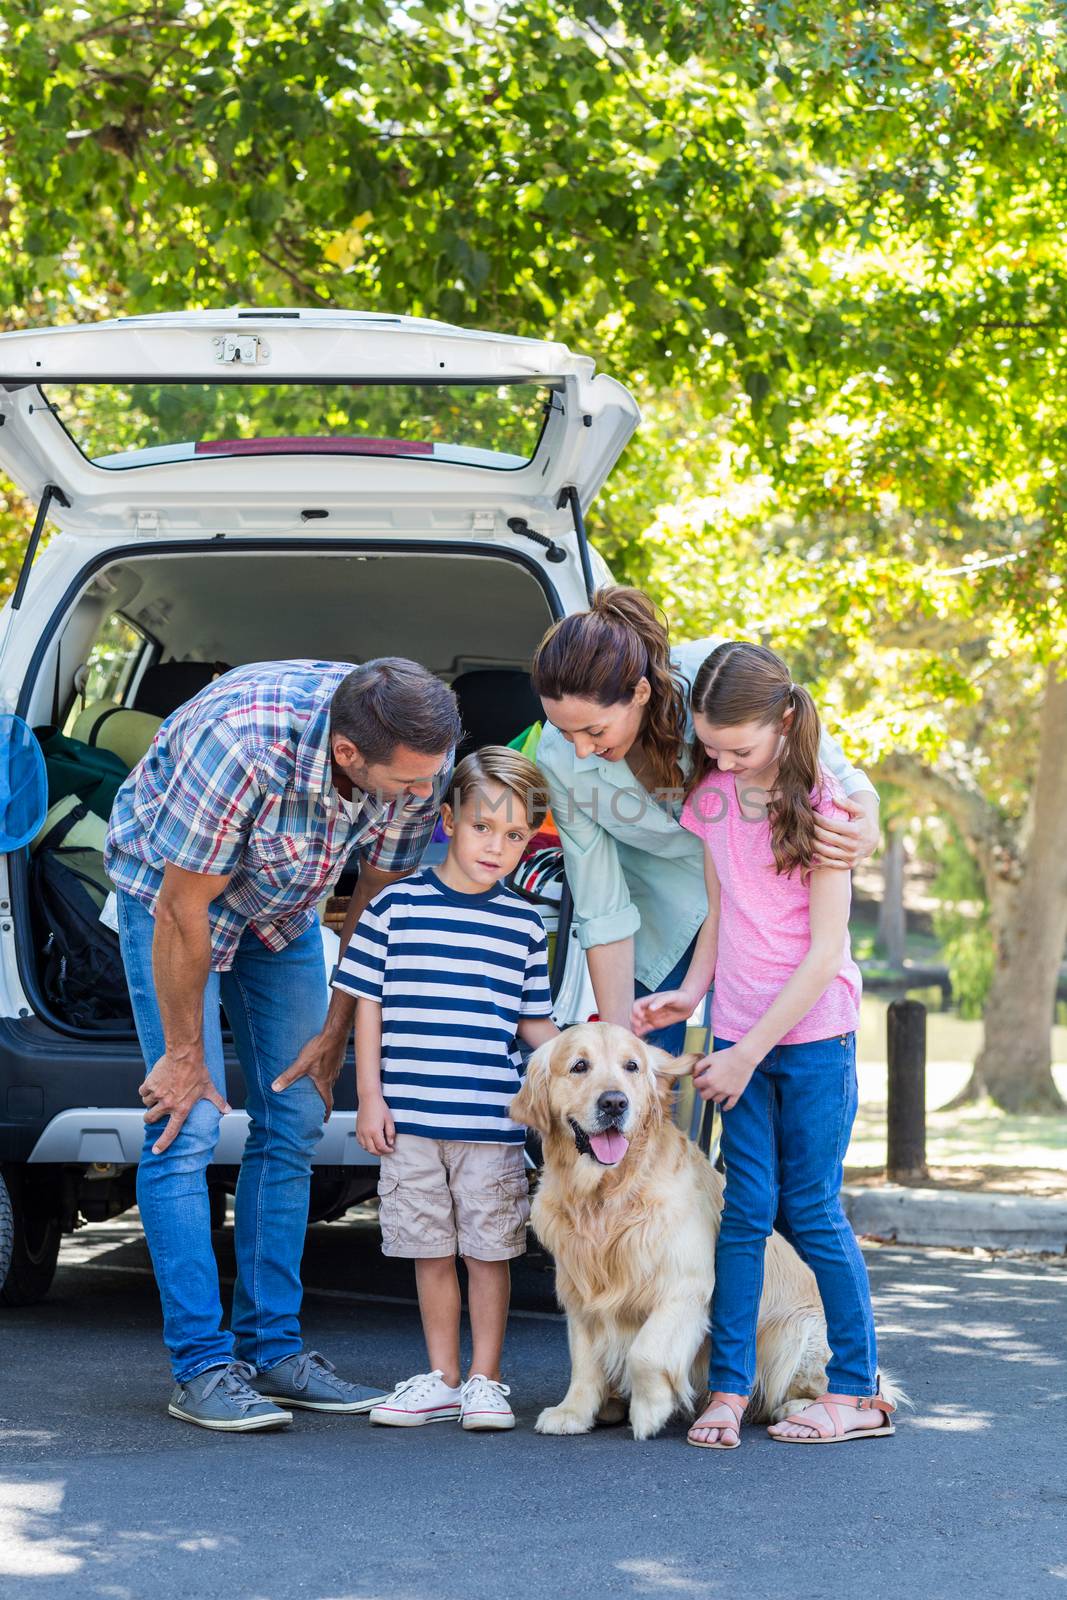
left=462, top=1374, right=511, bottom=1409
left=389, top=1370, right=457, bottom=1405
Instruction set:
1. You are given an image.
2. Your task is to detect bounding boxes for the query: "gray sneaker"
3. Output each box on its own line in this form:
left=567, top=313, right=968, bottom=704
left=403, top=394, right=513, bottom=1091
left=253, top=1349, right=388, bottom=1413
left=169, top=1361, right=293, bottom=1433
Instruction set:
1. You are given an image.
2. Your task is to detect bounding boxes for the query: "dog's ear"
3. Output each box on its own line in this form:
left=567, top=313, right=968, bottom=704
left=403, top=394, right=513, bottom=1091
left=646, top=1047, right=703, bottom=1082
left=509, top=1038, right=557, bottom=1133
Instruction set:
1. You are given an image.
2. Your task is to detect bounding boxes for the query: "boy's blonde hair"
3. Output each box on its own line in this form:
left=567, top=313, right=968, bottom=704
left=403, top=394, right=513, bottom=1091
left=448, top=745, right=549, bottom=832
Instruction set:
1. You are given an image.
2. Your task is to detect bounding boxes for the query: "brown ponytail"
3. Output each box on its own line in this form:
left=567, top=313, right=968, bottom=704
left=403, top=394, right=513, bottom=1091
left=532, top=586, right=688, bottom=794
left=688, top=642, right=824, bottom=876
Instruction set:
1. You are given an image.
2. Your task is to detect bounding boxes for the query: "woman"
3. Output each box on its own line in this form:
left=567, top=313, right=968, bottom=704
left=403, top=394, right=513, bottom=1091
left=531, top=589, right=880, bottom=1052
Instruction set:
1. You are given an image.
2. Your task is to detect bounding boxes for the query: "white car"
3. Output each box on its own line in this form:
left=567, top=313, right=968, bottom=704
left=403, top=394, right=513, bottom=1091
left=0, top=308, right=642, bottom=1303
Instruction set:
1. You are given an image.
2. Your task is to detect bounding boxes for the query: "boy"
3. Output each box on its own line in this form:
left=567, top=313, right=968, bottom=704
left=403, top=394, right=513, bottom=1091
left=334, top=746, right=559, bottom=1430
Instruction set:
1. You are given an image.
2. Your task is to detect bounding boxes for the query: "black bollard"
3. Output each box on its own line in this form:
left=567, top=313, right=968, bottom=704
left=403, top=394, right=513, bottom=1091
left=886, top=999, right=928, bottom=1182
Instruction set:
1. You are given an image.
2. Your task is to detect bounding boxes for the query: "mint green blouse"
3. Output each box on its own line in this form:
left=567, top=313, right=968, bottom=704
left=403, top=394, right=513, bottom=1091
left=535, top=636, right=875, bottom=992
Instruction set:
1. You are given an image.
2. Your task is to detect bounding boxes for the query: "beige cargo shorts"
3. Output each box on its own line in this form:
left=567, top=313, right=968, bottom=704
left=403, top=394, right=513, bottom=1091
left=377, top=1134, right=531, bottom=1261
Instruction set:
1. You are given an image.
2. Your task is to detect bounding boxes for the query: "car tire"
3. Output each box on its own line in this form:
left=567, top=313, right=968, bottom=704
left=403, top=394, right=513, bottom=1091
left=0, top=1170, right=63, bottom=1308
left=0, top=1172, right=13, bottom=1291
left=307, top=1169, right=378, bottom=1225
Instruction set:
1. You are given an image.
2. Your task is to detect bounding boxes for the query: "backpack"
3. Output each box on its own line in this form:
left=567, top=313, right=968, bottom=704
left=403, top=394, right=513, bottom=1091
left=30, top=803, right=131, bottom=1028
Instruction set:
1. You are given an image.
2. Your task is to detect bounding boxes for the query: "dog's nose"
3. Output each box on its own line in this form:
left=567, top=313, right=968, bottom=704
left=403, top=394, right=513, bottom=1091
left=597, top=1090, right=629, bottom=1121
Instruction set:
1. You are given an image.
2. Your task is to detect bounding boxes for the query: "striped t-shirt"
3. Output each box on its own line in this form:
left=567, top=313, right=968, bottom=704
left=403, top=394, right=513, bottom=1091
left=333, top=868, right=553, bottom=1144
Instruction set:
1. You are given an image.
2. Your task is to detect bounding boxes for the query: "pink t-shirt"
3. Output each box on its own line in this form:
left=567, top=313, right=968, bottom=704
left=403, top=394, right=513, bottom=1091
left=680, top=769, right=862, bottom=1047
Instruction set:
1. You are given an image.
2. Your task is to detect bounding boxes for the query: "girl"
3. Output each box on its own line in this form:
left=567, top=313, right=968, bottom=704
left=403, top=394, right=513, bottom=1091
left=532, top=588, right=881, bottom=1054
left=631, top=641, right=896, bottom=1448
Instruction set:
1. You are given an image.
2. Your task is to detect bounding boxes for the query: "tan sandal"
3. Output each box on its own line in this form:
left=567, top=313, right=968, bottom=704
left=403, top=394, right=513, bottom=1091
left=687, top=1392, right=748, bottom=1450
left=769, top=1390, right=896, bottom=1444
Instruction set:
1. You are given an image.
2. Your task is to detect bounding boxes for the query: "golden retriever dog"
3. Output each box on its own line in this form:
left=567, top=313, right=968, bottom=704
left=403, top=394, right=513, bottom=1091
left=510, top=1022, right=837, bottom=1441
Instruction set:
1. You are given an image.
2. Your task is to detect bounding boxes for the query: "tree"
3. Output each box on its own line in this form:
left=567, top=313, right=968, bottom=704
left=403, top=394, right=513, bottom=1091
left=0, top=0, right=788, bottom=395
left=877, top=828, right=906, bottom=972
left=632, top=479, right=1064, bottom=1111
left=2, top=1, right=1067, bottom=1105
left=881, top=662, right=1067, bottom=1113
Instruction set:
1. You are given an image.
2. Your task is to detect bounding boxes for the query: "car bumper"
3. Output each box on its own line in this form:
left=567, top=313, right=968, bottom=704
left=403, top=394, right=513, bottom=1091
left=27, top=1109, right=378, bottom=1167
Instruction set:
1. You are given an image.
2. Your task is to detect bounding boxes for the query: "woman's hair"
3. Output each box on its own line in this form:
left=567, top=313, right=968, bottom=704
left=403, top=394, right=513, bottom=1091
left=448, top=745, right=550, bottom=832
left=688, top=641, right=824, bottom=876
left=531, top=586, right=688, bottom=794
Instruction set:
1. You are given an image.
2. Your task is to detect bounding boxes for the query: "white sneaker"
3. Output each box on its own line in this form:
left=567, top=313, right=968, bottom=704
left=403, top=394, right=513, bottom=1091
left=368, top=1371, right=462, bottom=1428
left=461, top=1374, right=515, bottom=1431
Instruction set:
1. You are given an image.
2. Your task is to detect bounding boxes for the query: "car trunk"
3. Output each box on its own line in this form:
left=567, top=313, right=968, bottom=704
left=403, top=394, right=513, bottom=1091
left=18, top=539, right=567, bottom=1036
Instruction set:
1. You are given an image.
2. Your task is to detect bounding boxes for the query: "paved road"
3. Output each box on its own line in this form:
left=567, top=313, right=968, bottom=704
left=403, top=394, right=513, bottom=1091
left=1, top=1211, right=1065, bottom=1600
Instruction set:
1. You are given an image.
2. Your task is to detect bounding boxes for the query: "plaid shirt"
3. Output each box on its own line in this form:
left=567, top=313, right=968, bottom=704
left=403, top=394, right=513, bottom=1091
left=105, top=660, right=451, bottom=971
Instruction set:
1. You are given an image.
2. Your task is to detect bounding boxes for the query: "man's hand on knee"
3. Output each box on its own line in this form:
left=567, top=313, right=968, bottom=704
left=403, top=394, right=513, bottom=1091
left=139, top=1051, right=231, bottom=1154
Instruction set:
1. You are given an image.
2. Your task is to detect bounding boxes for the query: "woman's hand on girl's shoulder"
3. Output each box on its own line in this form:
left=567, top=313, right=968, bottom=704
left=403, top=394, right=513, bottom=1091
left=693, top=1044, right=757, bottom=1111
left=812, top=793, right=880, bottom=869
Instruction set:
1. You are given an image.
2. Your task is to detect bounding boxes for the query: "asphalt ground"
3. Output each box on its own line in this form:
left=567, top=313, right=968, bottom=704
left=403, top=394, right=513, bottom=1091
left=1, top=1209, right=1065, bottom=1600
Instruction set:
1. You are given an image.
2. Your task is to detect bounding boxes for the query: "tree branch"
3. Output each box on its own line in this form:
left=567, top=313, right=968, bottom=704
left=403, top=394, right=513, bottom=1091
left=876, top=749, right=1015, bottom=886
left=257, top=246, right=320, bottom=296
left=873, top=618, right=989, bottom=652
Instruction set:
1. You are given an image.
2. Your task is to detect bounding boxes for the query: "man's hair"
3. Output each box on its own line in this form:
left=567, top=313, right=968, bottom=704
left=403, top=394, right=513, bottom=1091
left=330, top=659, right=462, bottom=764
left=448, top=745, right=550, bottom=832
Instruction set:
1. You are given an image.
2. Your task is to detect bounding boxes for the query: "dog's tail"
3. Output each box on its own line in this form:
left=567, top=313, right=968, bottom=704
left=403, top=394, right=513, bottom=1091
left=750, top=1315, right=912, bottom=1421
left=877, top=1372, right=911, bottom=1411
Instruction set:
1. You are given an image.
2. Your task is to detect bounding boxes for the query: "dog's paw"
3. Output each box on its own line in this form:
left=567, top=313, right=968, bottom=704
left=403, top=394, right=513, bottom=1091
left=768, top=1394, right=818, bottom=1425
left=535, top=1404, right=595, bottom=1435
left=628, top=1397, right=674, bottom=1441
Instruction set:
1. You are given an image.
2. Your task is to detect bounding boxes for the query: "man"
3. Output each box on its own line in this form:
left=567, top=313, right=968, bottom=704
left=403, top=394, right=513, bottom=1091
left=105, top=657, right=461, bottom=1432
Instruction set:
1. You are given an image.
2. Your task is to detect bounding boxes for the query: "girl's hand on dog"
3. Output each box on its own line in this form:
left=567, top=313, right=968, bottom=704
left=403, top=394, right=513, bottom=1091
left=630, top=989, right=697, bottom=1036
left=693, top=1046, right=756, bottom=1111
left=356, top=1093, right=396, bottom=1155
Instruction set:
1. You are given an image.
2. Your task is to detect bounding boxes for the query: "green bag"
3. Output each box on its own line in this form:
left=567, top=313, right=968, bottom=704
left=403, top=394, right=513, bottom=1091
left=33, top=726, right=130, bottom=823
left=506, top=721, right=544, bottom=760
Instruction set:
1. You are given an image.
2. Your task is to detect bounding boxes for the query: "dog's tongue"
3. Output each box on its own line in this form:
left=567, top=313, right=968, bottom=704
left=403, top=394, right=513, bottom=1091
left=589, top=1129, right=630, bottom=1165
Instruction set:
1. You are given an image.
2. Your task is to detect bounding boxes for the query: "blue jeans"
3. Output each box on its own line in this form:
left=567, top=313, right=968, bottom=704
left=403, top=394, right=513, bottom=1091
left=634, top=937, right=700, bottom=1055
left=118, top=892, right=328, bottom=1382
left=708, top=1032, right=878, bottom=1397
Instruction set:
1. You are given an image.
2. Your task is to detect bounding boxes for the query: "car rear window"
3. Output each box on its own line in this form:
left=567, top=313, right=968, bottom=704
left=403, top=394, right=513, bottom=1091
left=40, top=380, right=557, bottom=472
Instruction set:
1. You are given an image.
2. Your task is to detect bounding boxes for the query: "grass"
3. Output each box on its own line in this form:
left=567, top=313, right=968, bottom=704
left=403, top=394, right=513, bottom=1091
left=683, top=995, right=1067, bottom=1185
left=848, top=997, right=1067, bottom=1180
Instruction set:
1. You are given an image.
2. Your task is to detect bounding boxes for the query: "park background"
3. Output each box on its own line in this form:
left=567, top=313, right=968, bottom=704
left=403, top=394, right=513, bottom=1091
left=1, top=0, right=1065, bottom=1190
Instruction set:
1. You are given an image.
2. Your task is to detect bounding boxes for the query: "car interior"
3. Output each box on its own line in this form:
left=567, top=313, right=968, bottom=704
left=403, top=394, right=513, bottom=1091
left=23, top=544, right=565, bottom=1033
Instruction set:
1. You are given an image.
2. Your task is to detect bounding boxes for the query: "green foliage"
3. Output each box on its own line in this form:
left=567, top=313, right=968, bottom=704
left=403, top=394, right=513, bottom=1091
left=76, top=611, right=149, bottom=716
left=44, top=380, right=551, bottom=461
left=937, top=919, right=996, bottom=1022
left=2, top=0, right=1067, bottom=600
left=931, top=824, right=994, bottom=1020
left=0, top=0, right=784, bottom=395
left=932, top=825, right=987, bottom=908
left=0, top=0, right=1064, bottom=802
left=0, top=480, right=33, bottom=601
left=3, top=3, right=1066, bottom=1095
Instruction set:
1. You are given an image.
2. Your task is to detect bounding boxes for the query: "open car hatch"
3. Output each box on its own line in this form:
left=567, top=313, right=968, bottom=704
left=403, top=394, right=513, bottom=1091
left=0, top=310, right=640, bottom=540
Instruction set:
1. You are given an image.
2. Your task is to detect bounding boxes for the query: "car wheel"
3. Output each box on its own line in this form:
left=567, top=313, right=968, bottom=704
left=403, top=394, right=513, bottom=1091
left=0, top=1170, right=63, bottom=1308
left=307, top=1169, right=378, bottom=1225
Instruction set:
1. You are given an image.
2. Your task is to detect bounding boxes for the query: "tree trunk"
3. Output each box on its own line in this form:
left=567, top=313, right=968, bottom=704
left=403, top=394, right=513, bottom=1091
left=972, top=663, right=1067, bottom=1112
left=877, top=827, right=907, bottom=969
